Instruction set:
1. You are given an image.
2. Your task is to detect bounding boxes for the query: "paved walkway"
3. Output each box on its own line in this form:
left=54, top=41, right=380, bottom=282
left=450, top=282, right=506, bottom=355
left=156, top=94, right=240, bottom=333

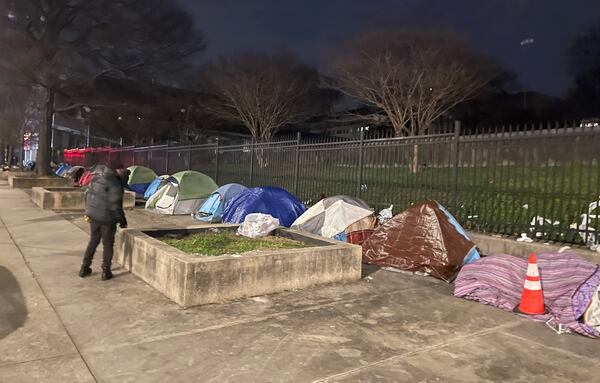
left=1, top=182, right=600, bottom=382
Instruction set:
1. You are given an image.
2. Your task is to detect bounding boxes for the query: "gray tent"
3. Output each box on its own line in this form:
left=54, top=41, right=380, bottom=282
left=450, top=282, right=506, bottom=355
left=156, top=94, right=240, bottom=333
left=291, top=196, right=373, bottom=238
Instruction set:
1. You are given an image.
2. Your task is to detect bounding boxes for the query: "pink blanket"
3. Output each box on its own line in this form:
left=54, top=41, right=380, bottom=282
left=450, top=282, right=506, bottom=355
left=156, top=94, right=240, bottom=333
left=454, top=252, right=600, bottom=337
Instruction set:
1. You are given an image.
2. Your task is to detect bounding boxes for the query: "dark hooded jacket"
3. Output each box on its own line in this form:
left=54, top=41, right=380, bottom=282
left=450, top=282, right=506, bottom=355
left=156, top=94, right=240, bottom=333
left=85, top=167, right=128, bottom=225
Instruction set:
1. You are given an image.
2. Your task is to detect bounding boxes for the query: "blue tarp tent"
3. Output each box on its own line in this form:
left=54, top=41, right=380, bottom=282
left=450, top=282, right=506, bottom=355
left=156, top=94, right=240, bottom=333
left=55, top=164, right=71, bottom=177
left=127, top=166, right=157, bottom=196
left=436, top=204, right=481, bottom=265
left=24, top=160, right=36, bottom=171
left=222, top=187, right=307, bottom=227
left=194, top=183, right=247, bottom=223
left=143, top=175, right=171, bottom=200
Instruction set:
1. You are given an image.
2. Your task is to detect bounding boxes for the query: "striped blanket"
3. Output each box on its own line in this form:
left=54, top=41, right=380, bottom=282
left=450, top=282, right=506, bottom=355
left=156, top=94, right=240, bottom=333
left=454, top=252, right=600, bottom=338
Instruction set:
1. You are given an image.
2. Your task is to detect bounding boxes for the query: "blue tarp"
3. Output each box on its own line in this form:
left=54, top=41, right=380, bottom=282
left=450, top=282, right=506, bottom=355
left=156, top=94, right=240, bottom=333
left=55, top=164, right=71, bottom=177
left=129, top=182, right=152, bottom=195
left=437, top=203, right=481, bottom=265
left=194, top=183, right=247, bottom=223
left=24, top=160, right=36, bottom=171
left=143, top=176, right=172, bottom=200
left=222, top=187, right=307, bottom=227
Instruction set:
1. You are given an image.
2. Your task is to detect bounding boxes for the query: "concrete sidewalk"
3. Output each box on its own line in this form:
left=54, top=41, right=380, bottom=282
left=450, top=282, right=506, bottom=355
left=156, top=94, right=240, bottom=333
left=1, top=182, right=600, bottom=382
left=0, top=188, right=94, bottom=381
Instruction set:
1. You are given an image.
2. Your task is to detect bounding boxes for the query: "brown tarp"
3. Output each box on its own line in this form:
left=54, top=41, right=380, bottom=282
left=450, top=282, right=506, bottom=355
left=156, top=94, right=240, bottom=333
left=362, top=200, right=475, bottom=282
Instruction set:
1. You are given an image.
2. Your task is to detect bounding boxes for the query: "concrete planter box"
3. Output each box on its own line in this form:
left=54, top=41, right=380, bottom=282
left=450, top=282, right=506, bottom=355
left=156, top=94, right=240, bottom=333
left=31, top=187, right=136, bottom=211
left=116, top=226, right=362, bottom=307
left=9, top=175, right=72, bottom=189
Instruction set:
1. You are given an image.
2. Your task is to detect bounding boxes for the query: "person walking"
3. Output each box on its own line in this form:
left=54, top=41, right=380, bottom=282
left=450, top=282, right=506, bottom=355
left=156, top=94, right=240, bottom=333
left=79, top=164, right=129, bottom=281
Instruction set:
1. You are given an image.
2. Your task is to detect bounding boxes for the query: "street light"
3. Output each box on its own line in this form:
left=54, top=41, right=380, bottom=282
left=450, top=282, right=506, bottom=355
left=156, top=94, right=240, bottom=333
left=520, top=37, right=535, bottom=109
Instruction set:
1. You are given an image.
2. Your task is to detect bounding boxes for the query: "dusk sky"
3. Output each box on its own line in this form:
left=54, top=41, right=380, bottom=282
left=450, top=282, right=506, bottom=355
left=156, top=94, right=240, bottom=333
left=179, top=0, right=599, bottom=98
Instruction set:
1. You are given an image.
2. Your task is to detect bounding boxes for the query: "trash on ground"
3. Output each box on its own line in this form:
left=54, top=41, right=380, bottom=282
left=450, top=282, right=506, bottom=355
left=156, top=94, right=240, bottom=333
left=237, top=213, right=280, bottom=238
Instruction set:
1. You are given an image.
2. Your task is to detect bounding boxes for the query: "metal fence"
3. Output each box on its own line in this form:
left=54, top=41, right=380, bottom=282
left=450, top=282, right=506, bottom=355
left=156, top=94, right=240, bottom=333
left=66, top=121, right=600, bottom=247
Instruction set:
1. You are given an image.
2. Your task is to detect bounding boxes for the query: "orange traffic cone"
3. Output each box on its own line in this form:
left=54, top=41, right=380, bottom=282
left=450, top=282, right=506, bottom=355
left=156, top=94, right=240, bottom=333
left=514, top=253, right=547, bottom=315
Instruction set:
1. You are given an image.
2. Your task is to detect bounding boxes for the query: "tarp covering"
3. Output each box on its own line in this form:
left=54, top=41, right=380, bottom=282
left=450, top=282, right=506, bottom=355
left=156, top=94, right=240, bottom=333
left=455, top=252, right=600, bottom=338
left=64, top=165, right=85, bottom=183
left=55, top=164, right=71, bottom=177
left=222, top=187, right=306, bottom=227
left=362, top=200, right=479, bottom=282
left=79, top=165, right=109, bottom=187
left=64, top=165, right=84, bottom=178
left=292, top=195, right=373, bottom=238
left=127, top=165, right=157, bottom=194
left=194, top=183, right=247, bottom=223
left=143, top=175, right=171, bottom=200
left=79, top=171, right=93, bottom=186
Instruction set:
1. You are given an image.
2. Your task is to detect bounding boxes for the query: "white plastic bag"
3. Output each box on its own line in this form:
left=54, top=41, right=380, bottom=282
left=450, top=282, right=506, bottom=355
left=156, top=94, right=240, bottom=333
left=237, top=213, right=280, bottom=238
left=517, top=233, right=533, bottom=243
left=377, top=204, right=393, bottom=225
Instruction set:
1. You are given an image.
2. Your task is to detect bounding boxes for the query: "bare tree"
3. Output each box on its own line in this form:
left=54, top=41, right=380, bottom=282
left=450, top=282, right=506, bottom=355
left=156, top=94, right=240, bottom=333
left=334, top=29, right=495, bottom=172
left=567, top=26, right=600, bottom=118
left=0, top=0, right=204, bottom=175
left=0, top=85, right=42, bottom=165
left=334, top=29, right=495, bottom=136
left=200, top=54, right=320, bottom=143
left=0, top=89, right=25, bottom=164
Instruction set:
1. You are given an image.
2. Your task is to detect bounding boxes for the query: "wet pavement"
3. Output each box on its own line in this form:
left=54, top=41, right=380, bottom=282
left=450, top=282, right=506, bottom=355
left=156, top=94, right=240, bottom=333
left=1, top=182, right=599, bottom=382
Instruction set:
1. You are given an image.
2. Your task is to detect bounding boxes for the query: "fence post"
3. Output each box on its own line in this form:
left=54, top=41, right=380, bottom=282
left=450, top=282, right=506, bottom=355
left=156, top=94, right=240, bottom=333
left=249, top=139, right=255, bottom=187
left=214, top=138, right=220, bottom=185
left=293, top=132, right=301, bottom=195
left=357, top=129, right=365, bottom=198
left=107, top=143, right=112, bottom=167
left=451, top=120, right=461, bottom=213
left=187, top=144, right=192, bottom=170
left=165, top=141, right=170, bottom=175
left=147, top=145, right=151, bottom=168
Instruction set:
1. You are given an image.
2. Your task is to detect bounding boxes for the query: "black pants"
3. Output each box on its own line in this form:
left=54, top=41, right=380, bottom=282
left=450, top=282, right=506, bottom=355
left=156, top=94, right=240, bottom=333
left=82, top=220, right=117, bottom=272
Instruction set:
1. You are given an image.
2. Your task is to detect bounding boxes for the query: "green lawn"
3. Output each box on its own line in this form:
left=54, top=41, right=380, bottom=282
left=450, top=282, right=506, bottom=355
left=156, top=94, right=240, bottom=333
left=215, top=162, right=600, bottom=245
left=160, top=231, right=306, bottom=256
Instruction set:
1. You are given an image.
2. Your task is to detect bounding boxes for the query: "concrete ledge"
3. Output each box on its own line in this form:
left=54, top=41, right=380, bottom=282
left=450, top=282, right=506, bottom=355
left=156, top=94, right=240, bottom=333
left=0, top=171, right=30, bottom=180
left=31, top=187, right=135, bottom=211
left=116, top=226, right=362, bottom=307
left=9, top=175, right=72, bottom=189
left=469, top=231, right=600, bottom=264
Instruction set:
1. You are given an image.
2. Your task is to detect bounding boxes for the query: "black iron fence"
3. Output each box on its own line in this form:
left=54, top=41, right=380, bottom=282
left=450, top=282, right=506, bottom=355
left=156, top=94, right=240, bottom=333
left=67, top=121, right=600, bottom=247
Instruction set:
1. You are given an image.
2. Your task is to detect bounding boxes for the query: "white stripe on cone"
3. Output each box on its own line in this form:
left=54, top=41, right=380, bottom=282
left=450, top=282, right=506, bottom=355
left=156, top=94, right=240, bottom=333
left=523, top=279, right=542, bottom=291
left=526, top=263, right=539, bottom=277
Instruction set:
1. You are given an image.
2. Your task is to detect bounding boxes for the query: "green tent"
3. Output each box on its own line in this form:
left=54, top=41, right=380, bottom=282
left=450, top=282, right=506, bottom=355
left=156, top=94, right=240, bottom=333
left=127, top=166, right=157, bottom=187
left=145, top=170, right=218, bottom=215
left=171, top=171, right=218, bottom=200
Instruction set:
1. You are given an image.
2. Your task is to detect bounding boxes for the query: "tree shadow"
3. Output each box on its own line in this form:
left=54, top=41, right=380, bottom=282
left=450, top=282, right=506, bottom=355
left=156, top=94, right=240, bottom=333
left=0, top=266, right=28, bottom=340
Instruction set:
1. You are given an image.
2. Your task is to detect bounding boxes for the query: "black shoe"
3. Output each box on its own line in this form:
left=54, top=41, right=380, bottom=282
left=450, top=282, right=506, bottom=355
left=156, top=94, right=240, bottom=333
left=79, top=266, right=92, bottom=278
left=101, top=270, right=113, bottom=281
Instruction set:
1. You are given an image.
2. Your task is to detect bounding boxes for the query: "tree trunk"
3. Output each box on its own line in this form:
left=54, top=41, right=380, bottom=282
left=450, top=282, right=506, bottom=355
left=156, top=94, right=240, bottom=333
left=36, top=89, right=54, bottom=176
left=410, top=143, right=419, bottom=174
left=255, top=132, right=272, bottom=168
left=255, top=145, right=268, bottom=168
